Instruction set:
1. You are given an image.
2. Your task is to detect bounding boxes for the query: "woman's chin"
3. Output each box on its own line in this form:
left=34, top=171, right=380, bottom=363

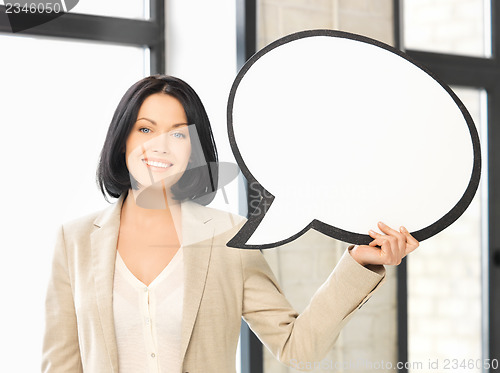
left=133, top=176, right=173, bottom=190
left=132, top=186, right=172, bottom=209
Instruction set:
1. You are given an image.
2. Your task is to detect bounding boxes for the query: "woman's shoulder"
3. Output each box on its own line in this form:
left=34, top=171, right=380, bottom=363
left=182, top=200, right=247, bottom=230
left=60, top=198, right=121, bottom=239
left=181, top=201, right=248, bottom=251
left=61, top=210, right=100, bottom=233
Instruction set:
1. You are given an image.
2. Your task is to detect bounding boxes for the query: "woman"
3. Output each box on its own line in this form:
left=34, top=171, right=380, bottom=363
left=42, top=75, right=419, bottom=372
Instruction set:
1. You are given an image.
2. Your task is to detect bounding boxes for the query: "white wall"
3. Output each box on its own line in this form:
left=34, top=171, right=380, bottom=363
left=166, top=0, right=241, bottom=214
left=0, top=34, right=146, bottom=371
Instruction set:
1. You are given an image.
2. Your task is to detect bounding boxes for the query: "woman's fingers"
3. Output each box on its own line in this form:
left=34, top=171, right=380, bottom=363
left=364, top=237, right=400, bottom=265
left=368, top=236, right=390, bottom=247
left=350, top=245, right=385, bottom=266
left=368, top=230, right=380, bottom=246
left=372, top=223, right=414, bottom=248
left=399, top=226, right=420, bottom=254
left=377, top=221, right=401, bottom=236
left=378, top=222, right=406, bottom=247
left=355, top=222, right=421, bottom=266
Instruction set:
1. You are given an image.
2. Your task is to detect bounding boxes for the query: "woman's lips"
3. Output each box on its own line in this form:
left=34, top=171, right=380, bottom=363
left=142, top=158, right=173, bottom=171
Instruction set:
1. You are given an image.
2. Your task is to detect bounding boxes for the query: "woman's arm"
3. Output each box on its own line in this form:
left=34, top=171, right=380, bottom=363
left=41, top=225, right=83, bottom=373
left=240, top=222, right=418, bottom=371
left=240, top=246, right=385, bottom=370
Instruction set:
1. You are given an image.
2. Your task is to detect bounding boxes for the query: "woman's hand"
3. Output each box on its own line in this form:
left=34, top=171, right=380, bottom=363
left=349, top=222, right=419, bottom=266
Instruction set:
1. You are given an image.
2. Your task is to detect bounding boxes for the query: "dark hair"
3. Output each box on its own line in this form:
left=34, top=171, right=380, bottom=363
left=96, top=75, right=218, bottom=205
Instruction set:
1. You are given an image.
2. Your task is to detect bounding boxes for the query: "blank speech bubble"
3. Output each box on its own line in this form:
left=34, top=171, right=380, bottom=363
left=227, top=30, right=481, bottom=249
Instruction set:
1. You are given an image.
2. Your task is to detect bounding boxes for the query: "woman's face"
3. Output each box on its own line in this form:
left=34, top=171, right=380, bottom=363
left=125, top=93, right=192, bottom=192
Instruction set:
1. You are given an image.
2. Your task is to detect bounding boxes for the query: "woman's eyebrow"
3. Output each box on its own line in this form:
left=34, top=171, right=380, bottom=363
left=171, top=123, right=189, bottom=128
left=136, top=117, right=157, bottom=125
left=136, top=118, right=189, bottom=128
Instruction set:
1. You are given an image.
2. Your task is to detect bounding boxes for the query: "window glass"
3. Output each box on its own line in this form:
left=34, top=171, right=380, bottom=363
left=72, top=0, right=149, bottom=20
left=404, top=0, right=491, bottom=57
left=407, top=87, right=486, bottom=372
left=166, top=0, right=240, bottom=215
left=0, top=33, right=146, bottom=371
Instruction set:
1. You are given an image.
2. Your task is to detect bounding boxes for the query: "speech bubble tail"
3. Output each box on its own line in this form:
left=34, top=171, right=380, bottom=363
left=228, top=198, right=311, bottom=249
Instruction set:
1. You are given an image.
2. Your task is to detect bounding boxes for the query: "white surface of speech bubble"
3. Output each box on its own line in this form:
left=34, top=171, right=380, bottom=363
left=227, top=30, right=481, bottom=248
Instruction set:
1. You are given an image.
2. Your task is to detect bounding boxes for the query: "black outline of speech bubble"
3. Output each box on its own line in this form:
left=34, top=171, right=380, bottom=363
left=226, top=29, right=481, bottom=249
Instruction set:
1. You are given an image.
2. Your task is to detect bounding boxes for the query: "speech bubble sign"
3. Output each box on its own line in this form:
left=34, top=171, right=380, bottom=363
left=227, top=30, right=481, bottom=249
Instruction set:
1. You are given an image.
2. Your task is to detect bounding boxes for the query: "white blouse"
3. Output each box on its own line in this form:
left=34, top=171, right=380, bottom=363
left=113, top=248, right=184, bottom=373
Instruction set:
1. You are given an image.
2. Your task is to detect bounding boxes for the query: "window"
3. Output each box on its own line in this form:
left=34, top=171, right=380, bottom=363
left=397, top=0, right=498, bottom=370
left=404, top=0, right=491, bottom=57
left=0, top=3, right=163, bottom=371
left=407, top=86, right=486, bottom=367
left=72, top=0, right=150, bottom=20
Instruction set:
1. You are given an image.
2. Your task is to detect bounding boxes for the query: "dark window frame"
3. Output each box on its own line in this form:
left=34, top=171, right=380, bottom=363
left=395, top=0, right=499, bottom=371
left=236, top=1, right=263, bottom=372
left=0, top=0, right=165, bottom=74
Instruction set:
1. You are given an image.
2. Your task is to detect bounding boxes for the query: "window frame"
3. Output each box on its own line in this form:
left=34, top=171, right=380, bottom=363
left=395, top=0, right=498, bottom=371
left=0, top=0, right=165, bottom=74
left=236, top=1, right=263, bottom=372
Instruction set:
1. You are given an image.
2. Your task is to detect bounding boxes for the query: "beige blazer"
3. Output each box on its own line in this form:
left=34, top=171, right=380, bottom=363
left=42, top=194, right=385, bottom=373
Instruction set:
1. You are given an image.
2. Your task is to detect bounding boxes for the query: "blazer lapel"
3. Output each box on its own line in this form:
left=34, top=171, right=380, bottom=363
left=89, top=195, right=219, bottom=369
left=179, top=201, right=216, bottom=363
left=90, top=194, right=125, bottom=373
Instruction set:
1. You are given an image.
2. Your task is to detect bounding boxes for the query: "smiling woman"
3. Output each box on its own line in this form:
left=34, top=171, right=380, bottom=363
left=96, top=75, right=218, bottom=206
left=125, top=94, right=192, bottom=193
left=41, top=74, right=417, bottom=373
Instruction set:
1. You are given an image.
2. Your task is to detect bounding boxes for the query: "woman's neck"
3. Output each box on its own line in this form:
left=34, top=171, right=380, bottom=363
left=121, top=185, right=183, bottom=241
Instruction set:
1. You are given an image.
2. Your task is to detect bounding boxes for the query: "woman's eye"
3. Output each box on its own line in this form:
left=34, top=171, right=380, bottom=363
left=171, top=132, right=186, bottom=139
left=139, top=128, right=151, bottom=134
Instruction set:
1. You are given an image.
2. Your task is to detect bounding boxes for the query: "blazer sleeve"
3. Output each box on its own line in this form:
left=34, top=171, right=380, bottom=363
left=240, top=246, right=385, bottom=370
left=41, top=225, right=83, bottom=373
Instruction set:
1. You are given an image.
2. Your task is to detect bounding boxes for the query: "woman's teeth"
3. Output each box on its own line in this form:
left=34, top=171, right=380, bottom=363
left=142, top=159, right=172, bottom=168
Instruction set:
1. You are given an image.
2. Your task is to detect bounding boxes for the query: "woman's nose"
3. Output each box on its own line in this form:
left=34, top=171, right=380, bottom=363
left=150, top=133, right=171, bottom=154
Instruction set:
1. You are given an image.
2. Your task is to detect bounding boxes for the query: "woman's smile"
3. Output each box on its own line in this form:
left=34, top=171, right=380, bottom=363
left=142, top=158, right=174, bottom=171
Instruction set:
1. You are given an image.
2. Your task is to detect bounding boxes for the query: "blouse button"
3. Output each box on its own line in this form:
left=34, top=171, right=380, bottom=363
left=151, top=353, right=156, bottom=358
